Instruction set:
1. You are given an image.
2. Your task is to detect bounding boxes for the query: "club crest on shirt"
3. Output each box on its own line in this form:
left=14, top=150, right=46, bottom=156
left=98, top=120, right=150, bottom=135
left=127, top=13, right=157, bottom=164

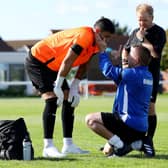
left=143, top=79, right=153, bottom=85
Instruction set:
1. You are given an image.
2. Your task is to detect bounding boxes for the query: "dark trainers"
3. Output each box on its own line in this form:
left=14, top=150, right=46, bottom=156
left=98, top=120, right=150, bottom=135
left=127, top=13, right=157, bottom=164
left=113, top=143, right=132, bottom=156
left=141, top=136, right=155, bottom=157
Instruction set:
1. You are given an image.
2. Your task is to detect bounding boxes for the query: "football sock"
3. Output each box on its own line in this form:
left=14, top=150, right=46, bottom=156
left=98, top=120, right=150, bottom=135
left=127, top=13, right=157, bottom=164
left=43, top=97, right=57, bottom=138
left=62, top=100, right=74, bottom=137
left=44, top=138, right=54, bottom=148
left=147, top=115, right=157, bottom=139
left=63, top=138, right=73, bottom=146
left=131, top=140, right=142, bottom=150
left=108, top=135, right=124, bottom=149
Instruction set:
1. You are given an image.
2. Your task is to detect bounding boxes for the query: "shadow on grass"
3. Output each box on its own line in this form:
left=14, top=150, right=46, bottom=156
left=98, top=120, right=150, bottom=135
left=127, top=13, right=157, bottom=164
left=33, top=153, right=93, bottom=162
left=34, top=156, right=77, bottom=161
left=127, top=153, right=168, bottom=160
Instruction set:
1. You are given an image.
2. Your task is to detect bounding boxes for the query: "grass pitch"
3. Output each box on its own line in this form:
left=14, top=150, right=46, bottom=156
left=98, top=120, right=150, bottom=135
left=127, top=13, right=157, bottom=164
left=0, top=94, right=168, bottom=168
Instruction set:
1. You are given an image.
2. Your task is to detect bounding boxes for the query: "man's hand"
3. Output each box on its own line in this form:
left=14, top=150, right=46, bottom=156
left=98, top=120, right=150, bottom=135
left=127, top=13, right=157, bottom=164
left=68, top=78, right=80, bottom=107
left=136, top=28, right=147, bottom=42
left=54, top=87, right=64, bottom=107
left=136, top=28, right=158, bottom=58
left=54, top=76, right=64, bottom=107
left=95, top=33, right=107, bottom=52
left=102, top=142, right=113, bottom=155
left=121, top=48, right=129, bottom=68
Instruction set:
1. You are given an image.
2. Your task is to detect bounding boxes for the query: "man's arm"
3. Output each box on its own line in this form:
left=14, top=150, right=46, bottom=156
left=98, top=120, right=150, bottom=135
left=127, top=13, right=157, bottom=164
left=136, top=28, right=158, bottom=58
left=54, top=46, right=81, bottom=107
left=94, top=33, right=122, bottom=83
left=142, top=39, right=158, bottom=58
left=74, top=63, right=88, bottom=79
left=58, top=48, right=79, bottom=77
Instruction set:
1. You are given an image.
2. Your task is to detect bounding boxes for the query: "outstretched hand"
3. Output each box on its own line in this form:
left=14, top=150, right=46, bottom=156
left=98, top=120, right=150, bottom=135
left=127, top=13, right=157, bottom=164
left=102, top=142, right=113, bottom=155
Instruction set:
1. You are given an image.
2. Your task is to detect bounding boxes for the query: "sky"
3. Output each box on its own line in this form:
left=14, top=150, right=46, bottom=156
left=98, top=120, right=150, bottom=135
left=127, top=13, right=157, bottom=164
left=0, top=0, right=168, bottom=41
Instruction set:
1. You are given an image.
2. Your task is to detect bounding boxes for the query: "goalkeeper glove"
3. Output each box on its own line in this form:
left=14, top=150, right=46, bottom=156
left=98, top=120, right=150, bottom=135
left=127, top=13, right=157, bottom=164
left=68, top=78, right=80, bottom=107
left=54, top=76, right=64, bottom=107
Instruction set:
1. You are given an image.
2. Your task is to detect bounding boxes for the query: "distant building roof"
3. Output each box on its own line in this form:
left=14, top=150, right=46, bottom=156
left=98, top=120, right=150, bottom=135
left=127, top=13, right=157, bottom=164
left=6, top=39, right=40, bottom=50
left=50, top=29, right=63, bottom=34
left=0, top=38, right=15, bottom=51
left=5, top=30, right=62, bottom=50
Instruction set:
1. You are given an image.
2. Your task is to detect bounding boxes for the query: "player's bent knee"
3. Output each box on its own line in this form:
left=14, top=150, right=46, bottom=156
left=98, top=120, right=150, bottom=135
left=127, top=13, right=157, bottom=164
left=85, top=114, right=98, bottom=129
left=42, top=91, right=56, bottom=100
left=85, top=114, right=93, bottom=127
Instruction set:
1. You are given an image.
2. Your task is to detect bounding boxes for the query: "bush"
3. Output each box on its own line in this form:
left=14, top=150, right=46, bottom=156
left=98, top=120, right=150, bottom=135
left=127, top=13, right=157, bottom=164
left=0, top=85, right=26, bottom=97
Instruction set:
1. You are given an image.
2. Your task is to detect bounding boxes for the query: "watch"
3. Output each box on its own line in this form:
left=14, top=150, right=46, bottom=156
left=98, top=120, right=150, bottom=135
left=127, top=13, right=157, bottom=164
left=139, top=37, right=144, bottom=43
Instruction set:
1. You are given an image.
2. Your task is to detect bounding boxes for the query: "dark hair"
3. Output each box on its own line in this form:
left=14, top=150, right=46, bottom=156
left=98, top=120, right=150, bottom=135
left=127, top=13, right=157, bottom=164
left=136, top=45, right=152, bottom=66
left=94, top=16, right=115, bottom=33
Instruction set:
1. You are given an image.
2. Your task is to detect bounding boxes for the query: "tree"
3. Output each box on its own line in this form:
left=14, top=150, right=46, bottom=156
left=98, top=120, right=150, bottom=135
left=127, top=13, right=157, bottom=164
left=161, top=29, right=168, bottom=70
left=112, top=20, right=131, bottom=36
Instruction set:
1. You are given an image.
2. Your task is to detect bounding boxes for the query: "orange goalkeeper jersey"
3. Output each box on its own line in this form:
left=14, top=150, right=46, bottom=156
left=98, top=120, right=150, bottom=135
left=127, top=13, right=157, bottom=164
left=31, top=27, right=99, bottom=71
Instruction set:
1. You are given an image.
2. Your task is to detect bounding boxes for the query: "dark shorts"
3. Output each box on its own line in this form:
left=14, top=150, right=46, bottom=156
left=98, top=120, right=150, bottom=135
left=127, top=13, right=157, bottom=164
left=101, top=112, right=146, bottom=144
left=25, top=54, right=69, bottom=93
left=149, top=61, right=160, bottom=103
left=150, top=73, right=159, bottom=103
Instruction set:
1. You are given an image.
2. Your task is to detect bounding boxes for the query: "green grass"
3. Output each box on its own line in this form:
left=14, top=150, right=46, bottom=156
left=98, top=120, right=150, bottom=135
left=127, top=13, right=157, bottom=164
left=0, top=94, right=168, bottom=168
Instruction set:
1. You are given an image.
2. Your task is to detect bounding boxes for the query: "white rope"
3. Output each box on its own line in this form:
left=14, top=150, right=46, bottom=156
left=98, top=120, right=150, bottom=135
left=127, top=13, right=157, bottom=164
left=0, top=80, right=168, bottom=97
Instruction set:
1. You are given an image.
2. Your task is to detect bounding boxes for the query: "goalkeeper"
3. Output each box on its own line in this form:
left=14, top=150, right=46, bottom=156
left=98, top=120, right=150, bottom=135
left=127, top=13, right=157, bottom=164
left=25, top=17, right=115, bottom=158
left=85, top=36, right=155, bottom=157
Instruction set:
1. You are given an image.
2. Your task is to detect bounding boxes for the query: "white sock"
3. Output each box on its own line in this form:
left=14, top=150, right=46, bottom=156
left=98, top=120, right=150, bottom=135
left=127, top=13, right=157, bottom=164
left=108, top=135, right=124, bottom=149
left=131, top=140, right=142, bottom=150
left=63, top=138, right=73, bottom=146
left=44, top=138, right=54, bottom=148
